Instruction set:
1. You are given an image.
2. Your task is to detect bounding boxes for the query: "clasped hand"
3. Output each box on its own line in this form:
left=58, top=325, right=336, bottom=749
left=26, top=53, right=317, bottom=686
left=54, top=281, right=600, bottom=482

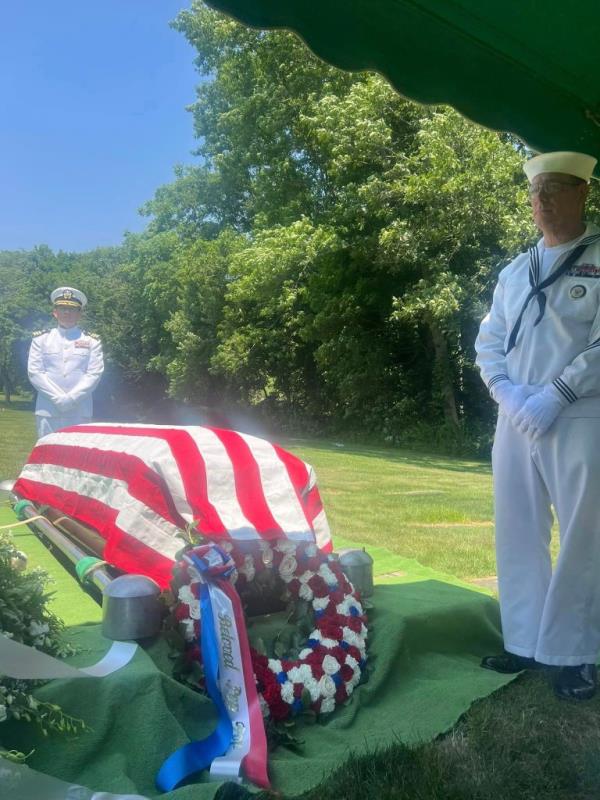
left=53, top=394, right=76, bottom=412
left=492, top=381, right=565, bottom=438
left=512, top=386, right=565, bottom=438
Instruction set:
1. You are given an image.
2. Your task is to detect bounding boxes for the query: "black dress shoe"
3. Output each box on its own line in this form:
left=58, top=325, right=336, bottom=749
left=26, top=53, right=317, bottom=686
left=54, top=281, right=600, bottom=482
left=554, top=664, right=597, bottom=701
left=481, top=651, right=539, bottom=674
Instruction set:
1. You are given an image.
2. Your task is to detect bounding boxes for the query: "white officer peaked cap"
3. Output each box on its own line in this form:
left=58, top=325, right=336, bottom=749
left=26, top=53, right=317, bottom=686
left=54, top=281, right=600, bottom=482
left=523, top=151, right=597, bottom=182
left=51, top=286, right=87, bottom=308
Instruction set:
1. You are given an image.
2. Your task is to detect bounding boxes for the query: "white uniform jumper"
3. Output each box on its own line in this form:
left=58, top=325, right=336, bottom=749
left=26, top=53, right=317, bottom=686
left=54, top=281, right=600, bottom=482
left=475, top=222, right=600, bottom=665
left=28, top=326, right=104, bottom=438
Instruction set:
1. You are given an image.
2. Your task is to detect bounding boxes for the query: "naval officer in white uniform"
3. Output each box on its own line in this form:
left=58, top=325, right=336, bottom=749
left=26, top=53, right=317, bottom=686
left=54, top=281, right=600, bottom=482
left=475, top=151, right=600, bottom=701
left=28, top=287, right=104, bottom=438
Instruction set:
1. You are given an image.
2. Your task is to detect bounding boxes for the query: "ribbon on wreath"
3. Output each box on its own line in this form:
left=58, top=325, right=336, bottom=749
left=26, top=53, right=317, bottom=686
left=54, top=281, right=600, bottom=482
left=156, top=545, right=269, bottom=791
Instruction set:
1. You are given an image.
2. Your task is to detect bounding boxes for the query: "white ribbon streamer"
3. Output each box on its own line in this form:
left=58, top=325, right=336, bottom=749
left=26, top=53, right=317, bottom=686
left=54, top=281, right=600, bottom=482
left=206, top=582, right=251, bottom=783
left=0, top=758, right=150, bottom=800
left=0, top=633, right=137, bottom=680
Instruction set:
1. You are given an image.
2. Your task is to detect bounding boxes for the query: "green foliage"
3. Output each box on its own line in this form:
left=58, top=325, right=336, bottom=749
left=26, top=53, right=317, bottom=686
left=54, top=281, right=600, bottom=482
left=0, top=530, right=88, bottom=749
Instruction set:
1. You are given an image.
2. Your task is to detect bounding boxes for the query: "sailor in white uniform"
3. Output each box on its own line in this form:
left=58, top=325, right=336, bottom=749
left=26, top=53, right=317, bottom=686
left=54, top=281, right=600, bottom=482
left=475, top=151, right=600, bottom=701
left=28, top=287, right=104, bottom=438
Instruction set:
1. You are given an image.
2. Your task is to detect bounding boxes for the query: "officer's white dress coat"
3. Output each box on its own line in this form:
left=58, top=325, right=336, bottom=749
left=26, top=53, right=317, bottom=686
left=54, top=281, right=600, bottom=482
left=28, top=326, right=104, bottom=437
left=476, top=223, right=600, bottom=665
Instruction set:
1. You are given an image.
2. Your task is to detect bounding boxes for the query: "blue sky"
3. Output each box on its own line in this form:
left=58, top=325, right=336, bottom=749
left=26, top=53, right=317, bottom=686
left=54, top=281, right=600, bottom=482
left=0, top=1, right=199, bottom=252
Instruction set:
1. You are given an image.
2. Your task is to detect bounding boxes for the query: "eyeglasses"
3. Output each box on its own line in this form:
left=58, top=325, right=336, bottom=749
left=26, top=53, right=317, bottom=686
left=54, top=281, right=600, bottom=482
left=528, top=180, right=582, bottom=196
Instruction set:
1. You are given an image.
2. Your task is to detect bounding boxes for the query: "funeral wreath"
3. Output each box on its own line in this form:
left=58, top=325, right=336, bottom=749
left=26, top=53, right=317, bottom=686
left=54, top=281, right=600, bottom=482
left=170, top=539, right=368, bottom=722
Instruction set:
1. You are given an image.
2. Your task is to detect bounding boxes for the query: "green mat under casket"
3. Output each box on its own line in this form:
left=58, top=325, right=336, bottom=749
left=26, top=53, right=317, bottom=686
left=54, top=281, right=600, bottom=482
left=0, top=507, right=514, bottom=797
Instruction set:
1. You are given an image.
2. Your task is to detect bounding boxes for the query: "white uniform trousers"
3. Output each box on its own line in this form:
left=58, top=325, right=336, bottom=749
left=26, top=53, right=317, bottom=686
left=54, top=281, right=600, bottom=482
left=492, top=414, right=600, bottom=666
left=36, top=415, right=91, bottom=439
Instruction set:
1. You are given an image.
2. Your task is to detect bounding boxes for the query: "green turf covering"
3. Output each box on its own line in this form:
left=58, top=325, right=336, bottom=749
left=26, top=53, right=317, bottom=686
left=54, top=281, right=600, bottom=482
left=0, top=505, right=514, bottom=799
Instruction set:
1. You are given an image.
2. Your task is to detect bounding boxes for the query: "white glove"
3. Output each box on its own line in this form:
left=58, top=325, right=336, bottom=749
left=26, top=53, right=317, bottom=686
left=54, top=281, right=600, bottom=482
left=52, top=394, right=76, bottom=412
left=491, top=381, right=538, bottom=421
left=512, top=385, right=567, bottom=438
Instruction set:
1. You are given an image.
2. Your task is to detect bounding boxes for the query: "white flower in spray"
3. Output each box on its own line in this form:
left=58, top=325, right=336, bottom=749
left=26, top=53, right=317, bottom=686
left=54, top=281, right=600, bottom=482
left=321, top=697, right=336, bottom=714
left=318, top=675, right=337, bottom=699
left=279, top=554, right=298, bottom=581
left=322, top=654, right=341, bottom=676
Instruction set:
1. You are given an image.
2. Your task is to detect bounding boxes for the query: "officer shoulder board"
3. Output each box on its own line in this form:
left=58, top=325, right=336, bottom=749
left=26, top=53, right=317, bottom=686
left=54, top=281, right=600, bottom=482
left=83, top=330, right=101, bottom=341
left=31, top=329, right=49, bottom=338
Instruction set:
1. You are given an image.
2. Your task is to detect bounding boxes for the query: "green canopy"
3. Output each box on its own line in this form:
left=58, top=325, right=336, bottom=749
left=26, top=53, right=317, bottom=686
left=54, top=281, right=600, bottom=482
left=205, top=0, right=600, bottom=163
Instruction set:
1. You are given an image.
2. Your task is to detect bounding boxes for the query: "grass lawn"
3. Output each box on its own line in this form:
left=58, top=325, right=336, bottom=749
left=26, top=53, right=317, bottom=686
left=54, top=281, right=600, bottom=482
left=0, top=402, right=593, bottom=800
left=283, top=438, right=498, bottom=580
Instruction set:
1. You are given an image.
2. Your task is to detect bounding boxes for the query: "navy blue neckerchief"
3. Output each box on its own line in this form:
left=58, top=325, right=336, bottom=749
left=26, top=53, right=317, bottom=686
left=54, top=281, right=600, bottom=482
left=505, top=237, right=599, bottom=355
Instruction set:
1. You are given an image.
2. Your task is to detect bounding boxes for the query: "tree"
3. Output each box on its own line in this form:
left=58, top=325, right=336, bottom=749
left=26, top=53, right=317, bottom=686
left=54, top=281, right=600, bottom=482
left=138, top=6, right=536, bottom=443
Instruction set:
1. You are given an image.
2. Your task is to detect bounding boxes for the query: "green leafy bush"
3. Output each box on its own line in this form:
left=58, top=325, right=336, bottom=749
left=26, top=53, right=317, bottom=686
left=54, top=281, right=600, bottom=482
left=0, top=530, right=88, bottom=757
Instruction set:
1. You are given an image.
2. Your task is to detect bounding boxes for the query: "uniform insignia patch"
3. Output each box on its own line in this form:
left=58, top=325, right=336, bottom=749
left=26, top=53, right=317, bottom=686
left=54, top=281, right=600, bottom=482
left=565, top=263, right=600, bottom=278
left=569, top=284, right=587, bottom=299
left=75, top=340, right=91, bottom=348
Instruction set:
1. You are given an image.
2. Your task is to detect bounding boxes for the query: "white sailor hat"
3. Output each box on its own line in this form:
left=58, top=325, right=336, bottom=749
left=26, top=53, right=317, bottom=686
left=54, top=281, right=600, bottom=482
left=523, top=151, right=597, bottom=183
left=50, top=286, right=87, bottom=308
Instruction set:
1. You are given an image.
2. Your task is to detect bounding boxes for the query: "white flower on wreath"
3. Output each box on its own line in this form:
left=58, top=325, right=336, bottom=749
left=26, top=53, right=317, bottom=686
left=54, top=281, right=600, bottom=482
left=349, top=670, right=361, bottom=688
left=320, top=637, right=338, bottom=650
left=304, top=676, right=320, bottom=702
left=298, top=570, right=313, bottom=585
left=239, top=554, right=255, bottom=582
left=279, top=554, right=298, bottom=581
left=299, top=583, right=314, bottom=601
left=275, top=540, right=298, bottom=555
left=281, top=681, right=295, bottom=705
left=345, top=654, right=359, bottom=671
left=182, top=618, right=196, bottom=641
left=318, top=564, right=338, bottom=587
left=268, top=658, right=283, bottom=674
left=344, top=655, right=362, bottom=686
left=342, top=627, right=365, bottom=650
left=312, top=596, right=330, bottom=612
left=318, top=674, right=337, bottom=699
left=288, top=664, right=313, bottom=684
left=335, top=599, right=351, bottom=616
left=345, top=682, right=354, bottom=696
left=321, top=696, right=336, bottom=714
left=259, top=543, right=274, bottom=566
left=178, top=584, right=196, bottom=606
left=304, top=544, right=317, bottom=558
left=178, top=585, right=201, bottom=619
left=322, top=654, right=341, bottom=676
left=299, top=648, right=313, bottom=660
left=188, top=598, right=201, bottom=620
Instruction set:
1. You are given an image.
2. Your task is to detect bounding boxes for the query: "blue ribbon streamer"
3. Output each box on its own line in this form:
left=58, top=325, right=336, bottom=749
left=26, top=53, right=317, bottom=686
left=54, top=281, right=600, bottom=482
left=156, top=552, right=234, bottom=792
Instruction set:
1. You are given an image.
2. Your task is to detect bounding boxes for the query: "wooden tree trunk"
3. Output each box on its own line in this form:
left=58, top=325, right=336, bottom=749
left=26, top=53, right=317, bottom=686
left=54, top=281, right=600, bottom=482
left=427, top=316, right=460, bottom=430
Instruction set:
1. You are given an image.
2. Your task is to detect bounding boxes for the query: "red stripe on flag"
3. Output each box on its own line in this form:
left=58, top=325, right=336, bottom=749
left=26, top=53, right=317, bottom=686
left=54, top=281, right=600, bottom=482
left=304, top=485, right=325, bottom=527
left=27, top=443, right=185, bottom=529
left=209, top=428, right=283, bottom=538
left=13, top=478, right=175, bottom=586
left=59, top=425, right=229, bottom=538
left=272, top=444, right=312, bottom=526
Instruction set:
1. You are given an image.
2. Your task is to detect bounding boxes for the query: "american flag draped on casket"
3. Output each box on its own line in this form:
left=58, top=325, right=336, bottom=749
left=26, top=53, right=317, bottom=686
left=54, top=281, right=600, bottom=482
left=13, top=423, right=332, bottom=587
